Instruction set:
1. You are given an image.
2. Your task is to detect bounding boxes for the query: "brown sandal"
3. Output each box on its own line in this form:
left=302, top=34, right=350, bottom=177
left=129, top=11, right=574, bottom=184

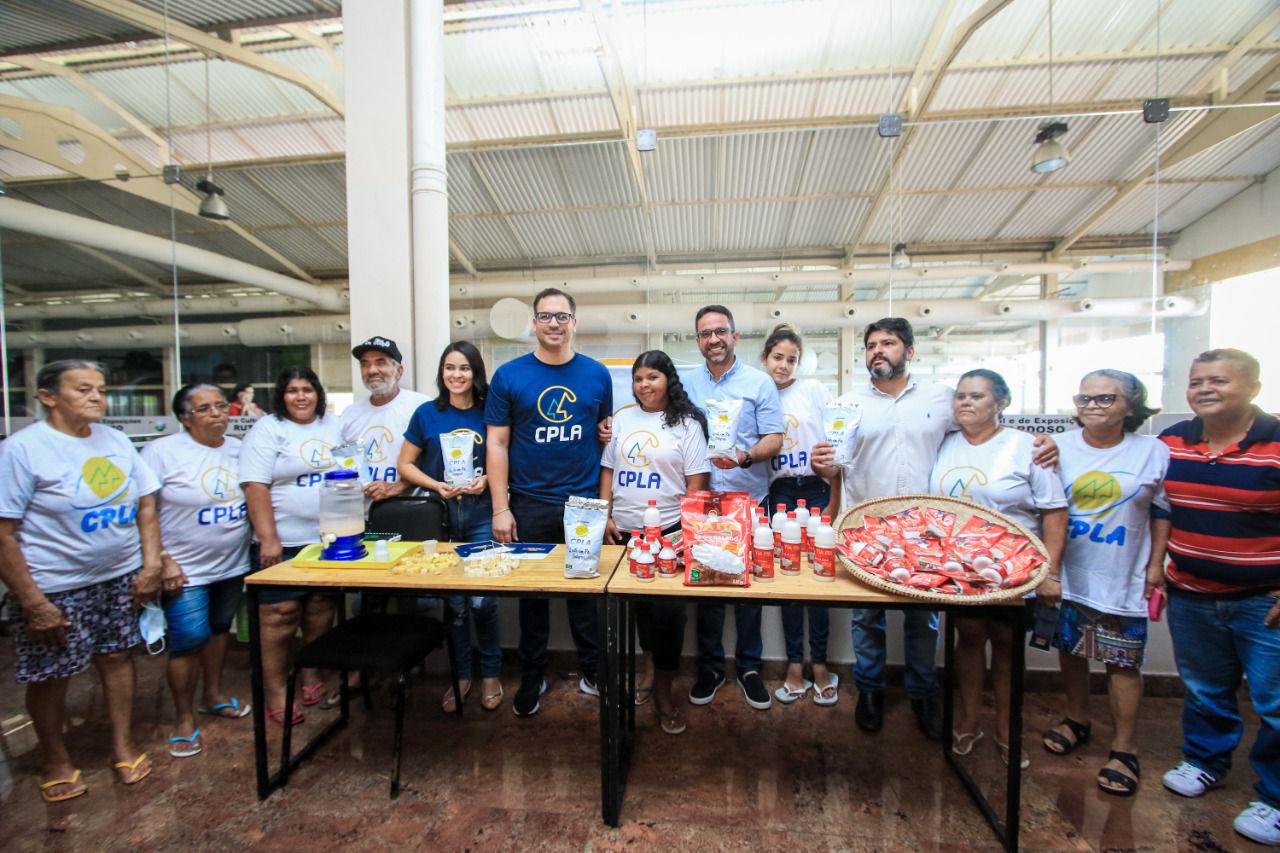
left=481, top=682, right=504, bottom=712
left=442, top=681, right=472, bottom=713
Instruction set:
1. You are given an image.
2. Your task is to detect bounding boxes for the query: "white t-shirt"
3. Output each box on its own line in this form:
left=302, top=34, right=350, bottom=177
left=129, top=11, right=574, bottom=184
left=0, top=421, right=160, bottom=593
left=836, top=377, right=956, bottom=509
left=340, top=388, right=431, bottom=484
left=770, top=378, right=831, bottom=481
left=601, top=405, right=710, bottom=532
left=238, top=413, right=344, bottom=546
left=1057, top=429, right=1171, bottom=616
left=930, top=428, right=1067, bottom=536
left=140, top=432, right=251, bottom=585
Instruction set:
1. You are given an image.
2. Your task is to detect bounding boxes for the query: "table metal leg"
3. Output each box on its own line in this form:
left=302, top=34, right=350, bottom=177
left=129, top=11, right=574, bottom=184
left=600, top=594, right=617, bottom=826
left=248, top=586, right=270, bottom=799
left=1004, top=607, right=1026, bottom=852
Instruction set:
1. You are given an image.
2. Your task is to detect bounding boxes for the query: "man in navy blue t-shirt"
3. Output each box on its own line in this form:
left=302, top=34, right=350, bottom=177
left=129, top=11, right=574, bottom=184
left=485, top=287, right=613, bottom=717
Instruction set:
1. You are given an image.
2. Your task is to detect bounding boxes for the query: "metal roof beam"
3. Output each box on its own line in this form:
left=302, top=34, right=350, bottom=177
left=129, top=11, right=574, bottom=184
left=585, top=0, right=657, bottom=269
left=900, top=0, right=956, bottom=119
left=280, top=23, right=343, bottom=73
left=449, top=238, right=479, bottom=278
left=60, top=0, right=344, bottom=116
left=1055, top=55, right=1280, bottom=255
left=1189, top=6, right=1280, bottom=100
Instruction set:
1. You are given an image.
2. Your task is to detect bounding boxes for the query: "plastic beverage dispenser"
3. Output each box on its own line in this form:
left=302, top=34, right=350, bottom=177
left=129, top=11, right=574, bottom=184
left=319, top=470, right=367, bottom=560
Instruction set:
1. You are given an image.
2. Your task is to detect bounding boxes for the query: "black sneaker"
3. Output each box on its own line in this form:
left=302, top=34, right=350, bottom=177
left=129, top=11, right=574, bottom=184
left=513, top=674, right=547, bottom=717
left=911, top=691, right=944, bottom=741
left=736, top=671, right=772, bottom=710
left=579, top=675, right=599, bottom=696
left=688, top=671, right=724, bottom=705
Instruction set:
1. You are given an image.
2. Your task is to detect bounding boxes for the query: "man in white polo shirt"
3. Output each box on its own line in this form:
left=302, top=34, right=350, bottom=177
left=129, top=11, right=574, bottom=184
left=341, top=336, right=431, bottom=501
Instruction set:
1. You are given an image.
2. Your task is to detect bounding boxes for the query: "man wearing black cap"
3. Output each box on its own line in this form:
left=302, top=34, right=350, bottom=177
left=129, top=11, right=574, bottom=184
left=341, top=336, right=430, bottom=501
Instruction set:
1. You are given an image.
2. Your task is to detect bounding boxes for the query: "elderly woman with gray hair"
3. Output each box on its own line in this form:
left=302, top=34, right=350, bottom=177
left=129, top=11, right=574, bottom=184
left=1039, top=369, right=1170, bottom=796
left=0, top=359, right=163, bottom=801
left=140, top=383, right=253, bottom=759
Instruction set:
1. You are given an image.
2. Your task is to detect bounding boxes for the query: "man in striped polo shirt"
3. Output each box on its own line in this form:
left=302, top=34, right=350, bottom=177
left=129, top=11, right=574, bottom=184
left=1157, top=348, right=1280, bottom=847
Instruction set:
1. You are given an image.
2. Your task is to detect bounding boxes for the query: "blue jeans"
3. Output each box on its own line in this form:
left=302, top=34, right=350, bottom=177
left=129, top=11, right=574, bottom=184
left=851, top=608, right=940, bottom=699
left=511, top=492, right=599, bottom=678
left=445, top=494, right=500, bottom=678
left=769, top=477, right=832, bottom=664
left=1167, top=589, right=1280, bottom=808
left=163, top=573, right=247, bottom=656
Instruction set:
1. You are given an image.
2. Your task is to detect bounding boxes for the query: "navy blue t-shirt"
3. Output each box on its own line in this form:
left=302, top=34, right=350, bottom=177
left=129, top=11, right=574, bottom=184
left=403, top=401, right=487, bottom=494
left=484, top=352, right=612, bottom=503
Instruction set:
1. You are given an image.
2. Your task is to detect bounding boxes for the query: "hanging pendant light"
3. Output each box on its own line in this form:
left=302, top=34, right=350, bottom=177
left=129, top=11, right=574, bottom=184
left=891, top=243, right=911, bottom=270
left=1030, top=0, right=1069, bottom=174
left=197, top=54, right=230, bottom=221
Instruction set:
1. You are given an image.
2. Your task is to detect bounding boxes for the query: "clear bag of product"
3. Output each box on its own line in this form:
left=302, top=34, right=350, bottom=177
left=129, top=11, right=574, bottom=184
left=705, top=399, right=744, bottom=461
left=439, top=430, right=478, bottom=488
left=563, top=496, right=609, bottom=578
left=823, top=403, right=863, bottom=465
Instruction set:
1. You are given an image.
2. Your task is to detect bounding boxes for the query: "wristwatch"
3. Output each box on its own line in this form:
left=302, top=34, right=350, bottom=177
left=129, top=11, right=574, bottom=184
left=739, top=452, right=753, bottom=469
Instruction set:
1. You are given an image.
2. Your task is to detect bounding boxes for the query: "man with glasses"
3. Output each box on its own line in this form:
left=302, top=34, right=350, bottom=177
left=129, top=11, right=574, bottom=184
left=341, top=336, right=430, bottom=501
left=813, top=317, right=1055, bottom=741
left=486, top=287, right=613, bottom=717
left=680, top=304, right=784, bottom=710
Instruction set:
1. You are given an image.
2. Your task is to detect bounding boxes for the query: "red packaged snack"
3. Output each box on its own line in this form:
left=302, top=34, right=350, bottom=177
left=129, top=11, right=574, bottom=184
left=681, top=491, right=753, bottom=587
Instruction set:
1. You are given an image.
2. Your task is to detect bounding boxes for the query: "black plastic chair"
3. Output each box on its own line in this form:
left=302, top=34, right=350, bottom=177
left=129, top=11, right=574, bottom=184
left=281, top=613, right=460, bottom=798
left=368, top=494, right=449, bottom=542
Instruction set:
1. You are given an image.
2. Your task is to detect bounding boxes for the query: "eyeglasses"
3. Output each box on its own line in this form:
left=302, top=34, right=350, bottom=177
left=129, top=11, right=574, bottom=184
left=191, top=401, right=231, bottom=415
left=1072, top=394, right=1118, bottom=409
left=696, top=327, right=734, bottom=340
left=534, top=311, right=574, bottom=325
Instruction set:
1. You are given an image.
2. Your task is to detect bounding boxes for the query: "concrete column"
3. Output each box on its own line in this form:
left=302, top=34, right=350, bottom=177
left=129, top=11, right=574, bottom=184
left=343, top=0, right=416, bottom=392
left=409, top=0, right=451, bottom=380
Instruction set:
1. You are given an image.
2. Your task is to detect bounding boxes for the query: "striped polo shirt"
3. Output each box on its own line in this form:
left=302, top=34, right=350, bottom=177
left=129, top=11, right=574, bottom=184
left=1159, top=408, right=1280, bottom=595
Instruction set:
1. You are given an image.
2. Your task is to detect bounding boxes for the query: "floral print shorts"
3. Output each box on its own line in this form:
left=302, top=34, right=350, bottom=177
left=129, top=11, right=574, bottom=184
left=10, top=570, right=142, bottom=684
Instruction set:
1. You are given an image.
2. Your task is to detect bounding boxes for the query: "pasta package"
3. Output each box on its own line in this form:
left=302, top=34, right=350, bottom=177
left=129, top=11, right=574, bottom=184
left=680, top=491, right=753, bottom=587
left=823, top=403, right=863, bottom=465
left=440, top=430, right=478, bottom=488
left=563, top=496, right=609, bottom=578
left=705, top=399, right=743, bottom=461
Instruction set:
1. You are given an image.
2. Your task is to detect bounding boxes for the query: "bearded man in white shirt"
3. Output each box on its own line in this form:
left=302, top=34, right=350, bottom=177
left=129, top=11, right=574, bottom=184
left=813, top=318, right=1054, bottom=741
left=341, top=336, right=431, bottom=502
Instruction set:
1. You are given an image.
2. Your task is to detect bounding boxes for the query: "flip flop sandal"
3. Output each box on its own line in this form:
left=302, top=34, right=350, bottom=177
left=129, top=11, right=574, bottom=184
left=168, top=730, right=203, bottom=759
left=481, top=684, right=505, bottom=712
left=1098, top=751, right=1141, bottom=796
left=266, top=705, right=305, bottom=727
left=659, top=708, right=687, bottom=735
left=113, top=753, right=152, bottom=786
left=773, top=679, right=813, bottom=704
left=996, top=739, right=1030, bottom=770
left=299, top=683, right=327, bottom=706
left=38, top=769, right=87, bottom=803
left=952, top=729, right=985, bottom=756
left=1042, top=718, right=1091, bottom=755
left=813, top=673, right=840, bottom=706
left=634, top=686, right=653, bottom=706
left=442, top=682, right=472, bottom=713
left=198, top=697, right=251, bottom=718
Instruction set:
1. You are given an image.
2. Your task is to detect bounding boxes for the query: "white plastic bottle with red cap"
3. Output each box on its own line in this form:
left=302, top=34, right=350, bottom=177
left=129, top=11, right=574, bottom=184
left=643, top=499, right=661, bottom=544
left=806, top=507, right=823, bottom=563
left=813, top=515, right=836, bottom=581
left=780, top=511, right=803, bottom=574
left=770, top=503, right=787, bottom=558
left=752, top=523, right=775, bottom=582
left=634, top=537, right=655, bottom=581
left=656, top=538, right=677, bottom=576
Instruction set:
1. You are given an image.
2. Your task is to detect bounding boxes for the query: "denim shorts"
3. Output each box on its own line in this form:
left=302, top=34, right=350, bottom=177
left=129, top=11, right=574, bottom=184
left=1054, top=600, right=1147, bottom=668
left=10, top=570, right=142, bottom=684
left=163, top=573, right=247, bottom=656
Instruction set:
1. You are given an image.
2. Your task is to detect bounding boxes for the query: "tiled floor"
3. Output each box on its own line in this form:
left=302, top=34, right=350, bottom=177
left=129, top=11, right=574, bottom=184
left=0, top=648, right=1269, bottom=852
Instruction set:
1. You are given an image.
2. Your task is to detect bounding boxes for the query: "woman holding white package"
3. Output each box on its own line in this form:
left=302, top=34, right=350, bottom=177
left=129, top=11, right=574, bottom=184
left=929, top=368, right=1067, bottom=768
left=601, top=350, right=710, bottom=734
left=398, top=341, right=502, bottom=712
left=761, top=324, right=841, bottom=706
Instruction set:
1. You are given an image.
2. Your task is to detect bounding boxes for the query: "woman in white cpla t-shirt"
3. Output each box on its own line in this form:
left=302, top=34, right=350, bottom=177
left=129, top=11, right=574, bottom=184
left=1041, top=370, right=1169, bottom=796
left=761, top=324, right=842, bottom=706
left=930, top=368, right=1067, bottom=769
left=239, top=367, right=343, bottom=725
left=141, top=383, right=253, bottom=758
left=601, top=350, right=710, bottom=734
left=0, top=360, right=163, bottom=800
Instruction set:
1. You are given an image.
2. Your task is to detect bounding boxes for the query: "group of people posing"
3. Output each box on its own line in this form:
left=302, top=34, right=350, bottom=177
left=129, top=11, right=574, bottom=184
left=0, top=287, right=1276, bottom=845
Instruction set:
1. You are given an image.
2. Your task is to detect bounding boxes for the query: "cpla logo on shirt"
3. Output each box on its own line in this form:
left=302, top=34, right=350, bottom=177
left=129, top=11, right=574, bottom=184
left=939, top=466, right=988, bottom=498
left=299, top=439, right=334, bottom=469
left=361, top=425, right=395, bottom=464
left=200, top=466, right=241, bottom=502
left=623, top=431, right=659, bottom=467
left=780, top=413, right=799, bottom=452
left=534, top=386, right=582, bottom=443
left=73, top=455, right=137, bottom=532
left=1067, top=470, right=1135, bottom=547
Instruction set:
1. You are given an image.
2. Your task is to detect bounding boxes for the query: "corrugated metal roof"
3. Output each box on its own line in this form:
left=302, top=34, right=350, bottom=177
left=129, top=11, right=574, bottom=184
left=1156, top=179, right=1254, bottom=233
left=653, top=205, right=713, bottom=254
left=795, top=126, right=886, bottom=195
left=785, top=197, right=869, bottom=247
left=1087, top=181, right=1198, bottom=235
left=449, top=215, right=524, bottom=263
left=1162, top=115, right=1280, bottom=179
left=995, top=186, right=1111, bottom=240
left=214, top=161, right=347, bottom=228
left=920, top=190, right=1030, bottom=243
left=0, top=0, right=139, bottom=53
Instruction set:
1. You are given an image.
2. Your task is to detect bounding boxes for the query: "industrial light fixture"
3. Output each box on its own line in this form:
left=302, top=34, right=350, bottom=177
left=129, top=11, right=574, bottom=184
left=1030, top=0, right=1069, bottom=174
left=1031, top=122, right=1070, bottom=173
left=0, top=177, right=6, bottom=195
left=196, top=54, right=230, bottom=220
left=891, top=243, right=911, bottom=270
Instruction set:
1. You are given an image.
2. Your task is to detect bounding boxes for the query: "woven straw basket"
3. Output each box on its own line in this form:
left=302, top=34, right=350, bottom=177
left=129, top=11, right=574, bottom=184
left=834, top=494, right=1051, bottom=605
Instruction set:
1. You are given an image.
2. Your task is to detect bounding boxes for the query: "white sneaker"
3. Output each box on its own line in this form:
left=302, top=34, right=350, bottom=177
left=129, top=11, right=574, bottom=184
left=1234, top=801, right=1280, bottom=846
left=1162, top=761, right=1221, bottom=797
